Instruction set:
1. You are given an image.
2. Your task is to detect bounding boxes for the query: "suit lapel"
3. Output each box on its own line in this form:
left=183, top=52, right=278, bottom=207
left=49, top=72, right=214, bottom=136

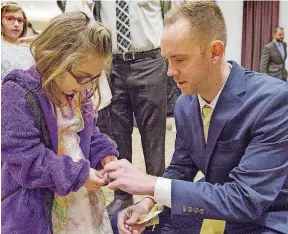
left=283, top=42, right=287, bottom=60
left=273, top=42, right=285, bottom=61
left=204, top=62, right=246, bottom=173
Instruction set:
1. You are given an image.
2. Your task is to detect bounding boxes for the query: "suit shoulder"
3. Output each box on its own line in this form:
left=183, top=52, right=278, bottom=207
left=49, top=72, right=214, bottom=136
left=245, top=71, right=288, bottom=97
left=174, top=94, right=195, bottom=113
left=264, top=41, right=274, bottom=49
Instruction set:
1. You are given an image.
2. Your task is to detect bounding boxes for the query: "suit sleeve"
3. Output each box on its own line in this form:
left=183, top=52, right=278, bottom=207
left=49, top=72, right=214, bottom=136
left=170, top=90, right=288, bottom=222
left=259, top=45, right=270, bottom=74
left=1, top=82, right=90, bottom=196
left=163, top=99, right=199, bottom=181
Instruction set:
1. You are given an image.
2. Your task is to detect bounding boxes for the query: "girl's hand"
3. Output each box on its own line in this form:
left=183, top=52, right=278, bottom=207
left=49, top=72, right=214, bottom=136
left=100, top=155, right=118, bottom=168
left=83, top=168, right=106, bottom=190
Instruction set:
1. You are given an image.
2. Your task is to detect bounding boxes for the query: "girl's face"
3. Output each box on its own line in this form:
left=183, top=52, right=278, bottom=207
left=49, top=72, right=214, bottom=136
left=55, top=55, right=106, bottom=99
left=1, top=10, right=25, bottom=43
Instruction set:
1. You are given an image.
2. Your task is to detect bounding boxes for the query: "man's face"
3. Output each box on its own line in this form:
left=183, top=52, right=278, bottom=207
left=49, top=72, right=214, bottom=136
left=274, top=29, right=284, bottom=43
left=161, top=19, right=210, bottom=95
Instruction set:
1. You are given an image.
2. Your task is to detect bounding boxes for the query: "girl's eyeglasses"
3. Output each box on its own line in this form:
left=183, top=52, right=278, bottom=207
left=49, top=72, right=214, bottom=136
left=2, top=16, right=27, bottom=25
left=68, top=68, right=102, bottom=84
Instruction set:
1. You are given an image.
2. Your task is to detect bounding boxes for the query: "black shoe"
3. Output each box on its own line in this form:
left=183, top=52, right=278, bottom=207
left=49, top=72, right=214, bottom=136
left=107, top=197, right=134, bottom=217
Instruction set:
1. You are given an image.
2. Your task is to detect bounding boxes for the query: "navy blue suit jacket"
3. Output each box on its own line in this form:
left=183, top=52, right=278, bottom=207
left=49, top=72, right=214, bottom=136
left=164, top=61, right=288, bottom=233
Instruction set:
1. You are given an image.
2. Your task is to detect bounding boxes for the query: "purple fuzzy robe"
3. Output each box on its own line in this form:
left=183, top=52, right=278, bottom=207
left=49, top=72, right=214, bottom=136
left=1, top=67, right=119, bottom=233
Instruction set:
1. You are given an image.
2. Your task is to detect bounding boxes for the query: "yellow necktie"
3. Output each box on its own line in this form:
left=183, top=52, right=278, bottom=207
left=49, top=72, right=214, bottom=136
left=201, top=105, right=226, bottom=233
left=202, top=105, right=213, bottom=143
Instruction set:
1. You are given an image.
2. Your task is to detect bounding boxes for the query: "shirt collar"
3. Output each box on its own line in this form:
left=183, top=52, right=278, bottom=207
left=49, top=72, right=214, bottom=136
left=274, top=39, right=282, bottom=47
left=198, top=87, right=222, bottom=111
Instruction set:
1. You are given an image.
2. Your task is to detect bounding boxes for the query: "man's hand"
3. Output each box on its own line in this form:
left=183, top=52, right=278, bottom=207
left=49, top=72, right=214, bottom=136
left=83, top=168, right=106, bottom=190
left=100, top=155, right=118, bottom=168
left=118, top=198, right=155, bottom=234
left=103, top=159, right=157, bottom=196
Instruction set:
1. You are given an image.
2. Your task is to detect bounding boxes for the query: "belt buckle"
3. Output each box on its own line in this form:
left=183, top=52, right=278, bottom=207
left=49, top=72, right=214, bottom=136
left=122, top=52, right=135, bottom=61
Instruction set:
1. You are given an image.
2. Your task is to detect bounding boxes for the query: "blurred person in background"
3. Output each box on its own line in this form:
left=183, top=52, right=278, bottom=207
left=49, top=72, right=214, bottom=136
left=260, top=27, right=287, bottom=82
left=92, top=0, right=171, bottom=217
left=1, top=1, right=27, bottom=44
left=1, top=2, right=34, bottom=78
left=26, top=21, right=39, bottom=36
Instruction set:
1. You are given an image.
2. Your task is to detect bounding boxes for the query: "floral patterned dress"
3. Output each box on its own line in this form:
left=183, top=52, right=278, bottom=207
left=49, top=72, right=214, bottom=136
left=52, top=97, right=113, bottom=234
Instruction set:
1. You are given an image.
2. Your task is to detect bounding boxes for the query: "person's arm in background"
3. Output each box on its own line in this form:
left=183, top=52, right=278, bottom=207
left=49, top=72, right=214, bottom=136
left=259, top=45, right=270, bottom=74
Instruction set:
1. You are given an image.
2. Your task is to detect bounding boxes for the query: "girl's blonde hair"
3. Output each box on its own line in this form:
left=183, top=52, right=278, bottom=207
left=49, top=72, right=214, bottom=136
left=31, top=12, right=112, bottom=110
left=1, top=2, right=28, bottom=37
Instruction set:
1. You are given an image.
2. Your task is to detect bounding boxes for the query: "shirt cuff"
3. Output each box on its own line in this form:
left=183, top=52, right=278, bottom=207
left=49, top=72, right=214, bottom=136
left=154, top=177, right=171, bottom=208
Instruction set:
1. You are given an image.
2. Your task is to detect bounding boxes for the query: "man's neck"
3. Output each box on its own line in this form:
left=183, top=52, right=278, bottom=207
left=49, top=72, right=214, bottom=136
left=199, top=62, right=231, bottom=103
left=274, top=39, right=283, bottom=44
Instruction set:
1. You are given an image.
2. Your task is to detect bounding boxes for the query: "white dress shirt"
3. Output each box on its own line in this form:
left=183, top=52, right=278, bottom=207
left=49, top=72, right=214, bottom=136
left=100, top=1, right=164, bottom=53
left=154, top=65, right=231, bottom=208
left=273, top=39, right=285, bottom=60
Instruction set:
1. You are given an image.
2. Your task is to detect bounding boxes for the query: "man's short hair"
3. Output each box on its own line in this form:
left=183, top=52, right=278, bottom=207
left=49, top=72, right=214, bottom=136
left=273, top=27, right=284, bottom=35
left=164, top=1, right=227, bottom=50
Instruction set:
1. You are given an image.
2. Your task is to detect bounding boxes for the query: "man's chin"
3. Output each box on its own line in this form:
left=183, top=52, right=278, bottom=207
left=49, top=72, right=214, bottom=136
left=181, top=90, right=194, bottom=96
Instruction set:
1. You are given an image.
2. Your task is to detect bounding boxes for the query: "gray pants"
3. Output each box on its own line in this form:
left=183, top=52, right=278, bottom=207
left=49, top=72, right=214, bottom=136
left=98, top=51, right=167, bottom=199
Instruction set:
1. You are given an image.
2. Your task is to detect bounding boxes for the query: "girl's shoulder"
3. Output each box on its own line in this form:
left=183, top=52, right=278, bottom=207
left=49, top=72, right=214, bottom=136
left=2, top=66, right=41, bottom=93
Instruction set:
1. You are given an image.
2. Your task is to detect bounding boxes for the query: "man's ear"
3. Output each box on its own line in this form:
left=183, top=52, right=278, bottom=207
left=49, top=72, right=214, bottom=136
left=210, top=40, right=225, bottom=64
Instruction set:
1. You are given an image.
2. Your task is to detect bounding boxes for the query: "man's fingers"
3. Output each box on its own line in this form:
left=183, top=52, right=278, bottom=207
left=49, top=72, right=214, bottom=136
left=103, top=159, right=131, bottom=173
left=130, top=223, right=146, bottom=234
left=126, top=211, right=140, bottom=225
left=108, top=169, right=124, bottom=181
left=103, top=160, right=121, bottom=173
left=118, top=211, right=132, bottom=234
left=107, top=180, right=120, bottom=190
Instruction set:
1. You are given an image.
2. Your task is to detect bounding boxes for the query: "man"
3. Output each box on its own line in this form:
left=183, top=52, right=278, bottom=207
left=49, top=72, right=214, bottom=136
left=93, top=1, right=171, bottom=216
left=104, top=2, right=288, bottom=234
left=260, top=27, right=287, bottom=82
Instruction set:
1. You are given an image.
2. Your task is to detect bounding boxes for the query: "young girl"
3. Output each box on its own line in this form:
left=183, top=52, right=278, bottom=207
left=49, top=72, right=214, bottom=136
left=2, top=12, right=118, bottom=234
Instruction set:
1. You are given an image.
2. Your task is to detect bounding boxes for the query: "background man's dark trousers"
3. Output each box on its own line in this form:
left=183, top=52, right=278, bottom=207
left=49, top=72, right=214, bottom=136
left=98, top=51, right=167, bottom=215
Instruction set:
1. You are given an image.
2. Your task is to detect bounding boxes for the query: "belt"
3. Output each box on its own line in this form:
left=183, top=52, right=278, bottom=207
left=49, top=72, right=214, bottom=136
left=113, top=48, right=160, bottom=61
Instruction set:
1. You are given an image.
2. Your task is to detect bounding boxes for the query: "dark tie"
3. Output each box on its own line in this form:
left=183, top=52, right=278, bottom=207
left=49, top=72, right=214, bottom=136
left=116, top=0, right=131, bottom=52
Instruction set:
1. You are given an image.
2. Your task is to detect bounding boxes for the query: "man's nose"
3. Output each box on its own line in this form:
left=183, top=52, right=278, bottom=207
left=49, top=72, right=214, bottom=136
left=167, top=65, right=178, bottom=77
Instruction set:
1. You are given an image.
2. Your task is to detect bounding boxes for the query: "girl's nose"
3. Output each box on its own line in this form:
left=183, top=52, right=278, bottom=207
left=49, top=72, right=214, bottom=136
left=13, top=20, right=20, bottom=27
